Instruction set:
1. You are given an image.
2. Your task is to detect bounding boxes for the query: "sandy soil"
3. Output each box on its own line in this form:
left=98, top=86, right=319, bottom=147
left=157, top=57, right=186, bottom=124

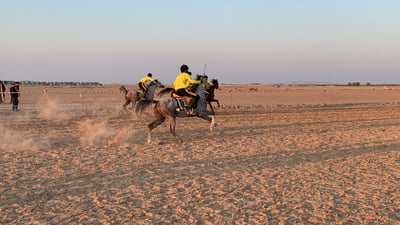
left=1, top=84, right=399, bottom=224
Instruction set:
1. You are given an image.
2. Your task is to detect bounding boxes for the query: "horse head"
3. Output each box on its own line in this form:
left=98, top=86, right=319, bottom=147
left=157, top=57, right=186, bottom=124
left=154, top=79, right=165, bottom=88
left=211, top=79, right=219, bottom=89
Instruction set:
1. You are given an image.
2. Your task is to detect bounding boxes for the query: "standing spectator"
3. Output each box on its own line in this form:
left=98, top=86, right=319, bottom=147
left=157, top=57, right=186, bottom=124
left=10, top=82, right=20, bottom=111
left=0, top=80, right=5, bottom=103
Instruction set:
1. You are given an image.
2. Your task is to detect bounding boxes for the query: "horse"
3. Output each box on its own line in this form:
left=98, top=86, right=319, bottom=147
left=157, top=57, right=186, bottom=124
left=119, top=80, right=164, bottom=112
left=157, top=76, right=220, bottom=114
left=248, top=87, right=258, bottom=92
left=138, top=78, right=218, bottom=144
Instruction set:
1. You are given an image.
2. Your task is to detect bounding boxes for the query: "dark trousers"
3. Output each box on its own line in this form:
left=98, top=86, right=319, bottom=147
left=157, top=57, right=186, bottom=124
left=11, top=95, right=19, bottom=111
left=175, top=88, right=199, bottom=109
left=138, top=82, right=146, bottom=91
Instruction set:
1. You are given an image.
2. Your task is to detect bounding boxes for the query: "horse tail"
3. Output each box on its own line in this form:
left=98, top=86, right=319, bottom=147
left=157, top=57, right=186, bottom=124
left=120, top=85, right=128, bottom=94
left=135, top=99, right=158, bottom=115
left=158, top=87, right=175, bottom=97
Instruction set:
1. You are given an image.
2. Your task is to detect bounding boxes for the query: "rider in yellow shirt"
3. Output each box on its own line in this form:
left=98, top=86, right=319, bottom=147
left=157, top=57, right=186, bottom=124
left=173, top=65, right=201, bottom=114
left=138, top=73, right=155, bottom=94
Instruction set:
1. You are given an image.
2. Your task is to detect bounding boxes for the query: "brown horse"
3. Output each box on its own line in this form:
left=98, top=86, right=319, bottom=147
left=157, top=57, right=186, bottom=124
left=119, top=85, right=139, bottom=111
left=139, top=79, right=218, bottom=144
left=248, top=87, right=258, bottom=92
left=119, top=80, right=164, bottom=112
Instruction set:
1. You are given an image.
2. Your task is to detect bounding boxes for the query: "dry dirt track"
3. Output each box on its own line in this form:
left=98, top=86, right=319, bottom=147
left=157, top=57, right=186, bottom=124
left=1, top=85, right=400, bottom=224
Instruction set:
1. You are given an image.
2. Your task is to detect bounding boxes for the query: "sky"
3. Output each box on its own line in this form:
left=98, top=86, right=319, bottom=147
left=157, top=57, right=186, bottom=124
left=1, top=0, right=400, bottom=84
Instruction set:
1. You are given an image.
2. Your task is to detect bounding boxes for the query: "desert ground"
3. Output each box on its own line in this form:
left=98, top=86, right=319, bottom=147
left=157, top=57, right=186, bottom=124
left=1, top=84, right=399, bottom=224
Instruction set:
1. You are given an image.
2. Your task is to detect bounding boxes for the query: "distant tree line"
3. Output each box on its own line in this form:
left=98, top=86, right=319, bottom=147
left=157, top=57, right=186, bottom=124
left=348, top=82, right=361, bottom=86
left=1, top=81, right=103, bottom=86
left=347, top=82, right=371, bottom=86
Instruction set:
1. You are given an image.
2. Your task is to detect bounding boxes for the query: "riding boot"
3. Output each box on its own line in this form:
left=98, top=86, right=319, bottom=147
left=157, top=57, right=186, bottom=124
left=187, top=95, right=200, bottom=111
left=142, top=90, right=147, bottom=99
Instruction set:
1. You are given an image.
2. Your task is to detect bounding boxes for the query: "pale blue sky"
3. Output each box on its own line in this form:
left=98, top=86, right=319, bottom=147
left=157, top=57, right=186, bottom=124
left=1, top=0, right=400, bottom=84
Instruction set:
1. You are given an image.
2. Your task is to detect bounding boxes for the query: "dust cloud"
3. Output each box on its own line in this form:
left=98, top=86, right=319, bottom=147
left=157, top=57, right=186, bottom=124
left=77, top=119, right=135, bottom=147
left=0, top=124, right=49, bottom=151
left=38, top=97, right=70, bottom=120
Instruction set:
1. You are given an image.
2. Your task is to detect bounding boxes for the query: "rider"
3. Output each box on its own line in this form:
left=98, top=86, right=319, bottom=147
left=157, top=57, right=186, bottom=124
left=173, top=64, right=201, bottom=114
left=138, top=73, right=155, bottom=97
left=202, top=75, right=214, bottom=95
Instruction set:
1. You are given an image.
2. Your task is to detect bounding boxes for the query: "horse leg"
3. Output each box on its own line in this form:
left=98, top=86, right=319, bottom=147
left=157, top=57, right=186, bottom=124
left=131, top=98, right=136, bottom=110
left=208, top=102, right=215, bottom=115
left=197, top=114, right=218, bottom=131
left=210, top=99, right=220, bottom=108
left=135, top=100, right=148, bottom=118
left=215, top=99, right=220, bottom=108
left=168, top=116, right=183, bottom=144
left=210, top=115, right=216, bottom=131
left=147, top=116, right=165, bottom=144
left=123, top=99, right=131, bottom=112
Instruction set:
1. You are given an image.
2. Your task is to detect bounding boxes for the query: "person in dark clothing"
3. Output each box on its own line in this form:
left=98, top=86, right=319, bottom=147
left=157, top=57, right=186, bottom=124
left=0, top=80, right=5, bottom=103
left=10, top=82, right=20, bottom=111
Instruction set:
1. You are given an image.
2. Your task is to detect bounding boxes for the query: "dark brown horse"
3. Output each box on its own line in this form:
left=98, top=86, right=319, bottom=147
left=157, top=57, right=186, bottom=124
left=205, top=79, right=220, bottom=113
left=139, top=79, right=218, bottom=144
left=119, top=80, right=164, bottom=112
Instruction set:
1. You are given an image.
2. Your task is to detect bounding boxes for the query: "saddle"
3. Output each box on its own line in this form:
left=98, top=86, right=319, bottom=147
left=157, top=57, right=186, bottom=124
left=172, top=93, right=192, bottom=113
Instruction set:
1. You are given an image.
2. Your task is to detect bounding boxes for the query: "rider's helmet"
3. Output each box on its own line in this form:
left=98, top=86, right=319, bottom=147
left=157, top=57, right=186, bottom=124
left=147, top=73, right=152, bottom=77
left=180, top=64, right=189, bottom=73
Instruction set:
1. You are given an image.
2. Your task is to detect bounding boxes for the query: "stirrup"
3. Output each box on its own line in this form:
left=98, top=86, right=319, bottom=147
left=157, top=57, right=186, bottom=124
left=186, top=108, right=195, bottom=115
